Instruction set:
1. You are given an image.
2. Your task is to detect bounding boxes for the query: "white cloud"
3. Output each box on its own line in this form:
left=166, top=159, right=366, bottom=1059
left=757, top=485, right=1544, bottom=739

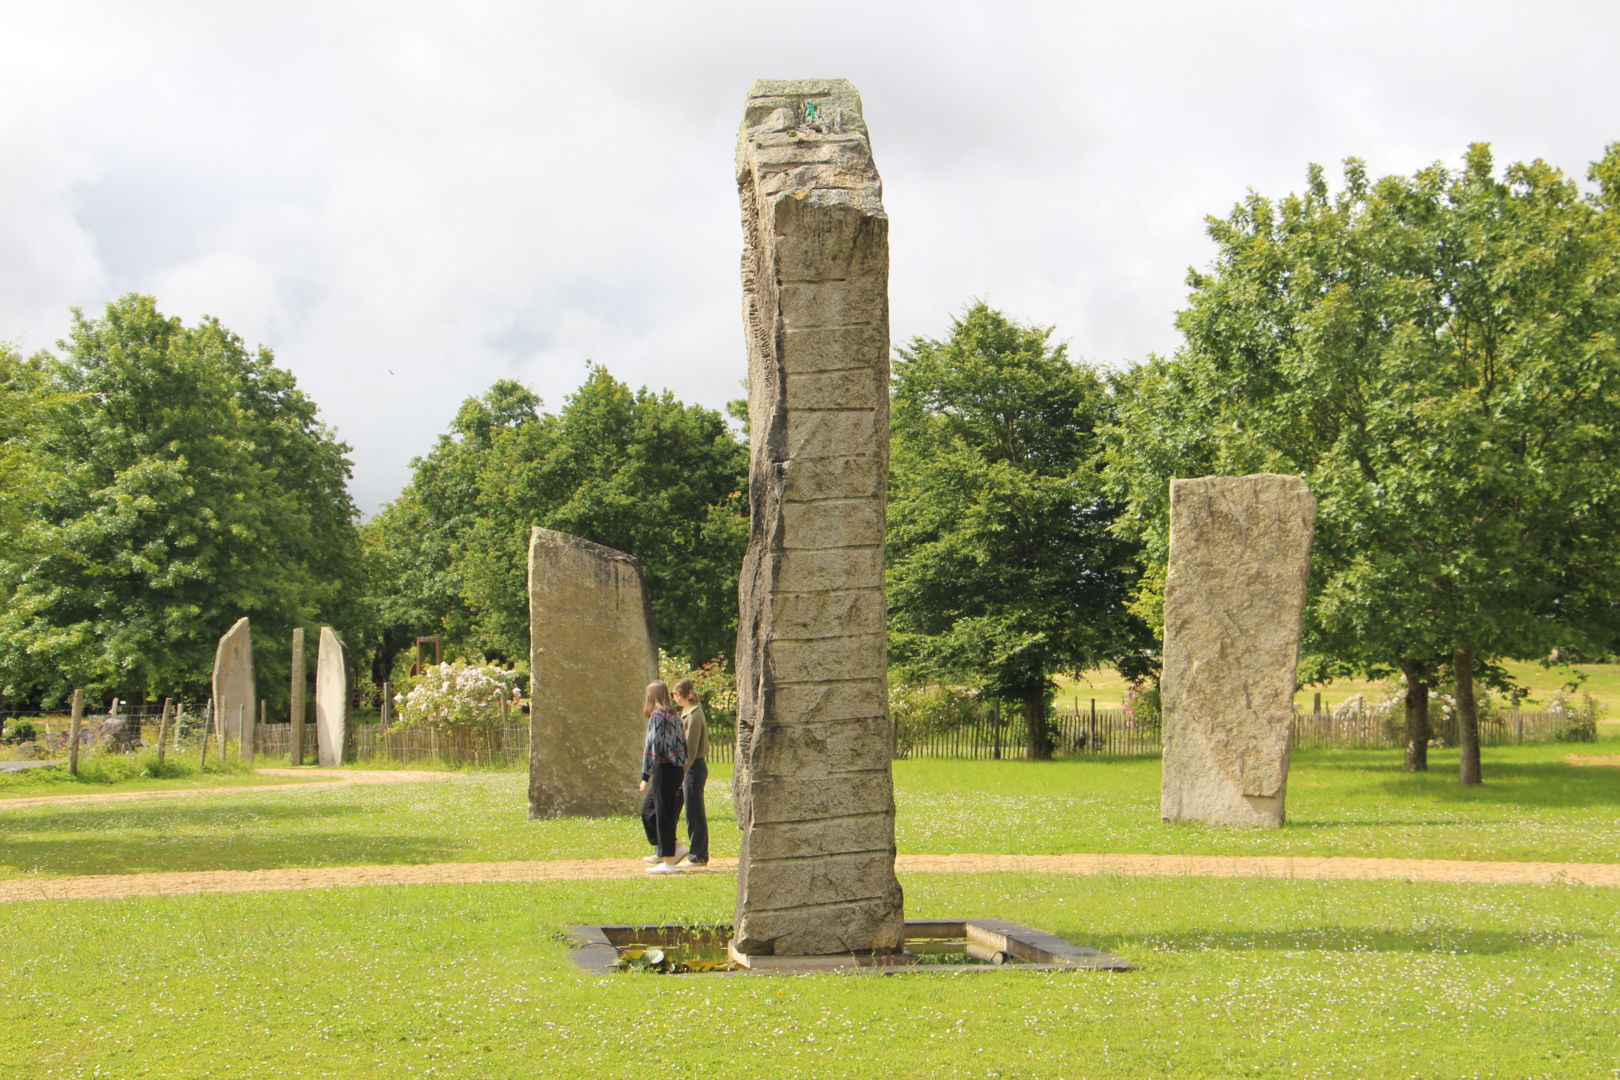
left=5, top=0, right=1618, bottom=509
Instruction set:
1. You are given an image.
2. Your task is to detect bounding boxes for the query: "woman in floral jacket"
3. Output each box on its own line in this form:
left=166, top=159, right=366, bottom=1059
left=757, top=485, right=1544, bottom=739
left=637, top=681, right=688, bottom=874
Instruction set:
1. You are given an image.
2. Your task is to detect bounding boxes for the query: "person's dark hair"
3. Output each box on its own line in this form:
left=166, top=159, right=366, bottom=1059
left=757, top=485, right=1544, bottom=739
left=673, top=678, right=696, bottom=701
left=644, top=680, right=674, bottom=718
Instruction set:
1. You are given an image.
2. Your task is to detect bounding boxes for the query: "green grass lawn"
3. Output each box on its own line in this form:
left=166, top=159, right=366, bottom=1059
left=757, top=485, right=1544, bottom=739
left=3, top=873, right=1615, bottom=1079
left=1058, top=660, right=1620, bottom=712
left=2, top=735, right=1616, bottom=880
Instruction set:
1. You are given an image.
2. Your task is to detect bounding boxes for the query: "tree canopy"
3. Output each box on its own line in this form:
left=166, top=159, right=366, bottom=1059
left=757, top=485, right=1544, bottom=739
left=362, top=367, right=747, bottom=681
left=887, top=302, right=1150, bottom=758
left=1107, top=144, right=1620, bottom=781
left=0, top=295, right=364, bottom=707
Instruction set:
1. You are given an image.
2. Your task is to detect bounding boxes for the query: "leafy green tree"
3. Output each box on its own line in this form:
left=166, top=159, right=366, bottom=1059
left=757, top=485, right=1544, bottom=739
left=887, top=302, right=1151, bottom=759
left=1108, top=145, right=1620, bottom=783
left=0, top=295, right=364, bottom=708
left=362, top=367, right=748, bottom=680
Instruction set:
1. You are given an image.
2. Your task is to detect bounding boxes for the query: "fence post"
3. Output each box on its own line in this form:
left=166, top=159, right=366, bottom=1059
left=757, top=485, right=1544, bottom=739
left=68, top=689, right=85, bottom=777
left=381, top=682, right=392, bottom=729
left=156, top=698, right=172, bottom=766
left=1313, top=691, right=1321, bottom=714
left=200, top=700, right=212, bottom=766
left=1089, top=698, right=1098, bottom=754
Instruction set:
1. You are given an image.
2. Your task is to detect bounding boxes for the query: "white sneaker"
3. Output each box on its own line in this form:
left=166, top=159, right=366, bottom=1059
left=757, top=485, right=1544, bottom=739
left=646, top=862, right=681, bottom=875
left=642, top=853, right=660, bottom=863
left=674, top=844, right=690, bottom=861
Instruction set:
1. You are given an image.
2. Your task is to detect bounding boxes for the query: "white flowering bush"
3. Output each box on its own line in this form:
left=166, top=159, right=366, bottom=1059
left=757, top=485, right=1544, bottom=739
left=393, top=659, right=524, bottom=735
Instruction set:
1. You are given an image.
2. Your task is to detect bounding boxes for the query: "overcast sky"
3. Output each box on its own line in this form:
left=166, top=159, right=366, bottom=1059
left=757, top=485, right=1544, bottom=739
left=5, top=0, right=1618, bottom=514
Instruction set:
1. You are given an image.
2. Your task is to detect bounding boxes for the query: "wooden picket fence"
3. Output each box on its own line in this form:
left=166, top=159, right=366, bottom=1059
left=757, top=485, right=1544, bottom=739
left=243, top=705, right=1578, bottom=767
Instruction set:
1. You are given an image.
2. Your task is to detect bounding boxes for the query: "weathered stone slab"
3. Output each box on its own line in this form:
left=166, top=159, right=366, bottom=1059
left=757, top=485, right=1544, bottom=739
left=528, top=528, right=658, bottom=818
left=314, top=627, right=348, bottom=767
left=733, top=77, right=903, bottom=959
left=1160, top=474, right=1316, bottom=827
left=289, top=627, right=306, bottom=766
left=211, top=617, right=255, bottom=760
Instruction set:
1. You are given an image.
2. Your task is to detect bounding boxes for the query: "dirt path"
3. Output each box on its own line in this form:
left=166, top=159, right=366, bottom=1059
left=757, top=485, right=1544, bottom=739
left=0, top=769, right=455, bottom=810
left=2, top=851, right=1614, bottom=904
left=1568, top=753, right=1620, bottom=767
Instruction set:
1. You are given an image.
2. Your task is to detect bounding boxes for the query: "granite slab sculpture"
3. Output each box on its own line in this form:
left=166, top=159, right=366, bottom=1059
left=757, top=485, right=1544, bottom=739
left=1160, top=474, right=1316, bottom=827
left=730, top=78, right=904, bottom=962
left=314, top=626, right=348, bottom=767
left=527, top=527, right=658, bottom=818
left=211, top=617, right=255, bottom=760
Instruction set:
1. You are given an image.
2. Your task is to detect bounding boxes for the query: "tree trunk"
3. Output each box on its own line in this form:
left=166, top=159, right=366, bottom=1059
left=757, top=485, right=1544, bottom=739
left=1454, top=645, right=1482, bottom=785
left=1023, top=693, right=1053, bottom=761
left=1400, top=659, right=1430, bottom=772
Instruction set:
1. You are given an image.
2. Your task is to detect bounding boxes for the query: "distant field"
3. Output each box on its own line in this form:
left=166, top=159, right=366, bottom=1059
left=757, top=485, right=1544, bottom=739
left=1058, top=660, right=1620, bottom=715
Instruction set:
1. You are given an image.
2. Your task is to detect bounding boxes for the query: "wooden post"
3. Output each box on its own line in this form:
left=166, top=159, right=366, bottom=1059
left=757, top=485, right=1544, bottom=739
left=381, top=681, right=392, bottom=728
left=200, top=700, right=212, bottom=766
left=235, top=705, right=245, bottom=763
left=156, top=698, right=173, bottom=766
left=289, top=627, right=306, bottom=765
left=68, top=689, right=85, bottom=777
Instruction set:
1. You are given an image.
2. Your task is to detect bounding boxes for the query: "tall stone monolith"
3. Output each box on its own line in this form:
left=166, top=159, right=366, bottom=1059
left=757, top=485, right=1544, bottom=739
left=289, top=627, right=307, bottom=765
left=314, top=627, right=348, bottom=767
left=730, top=79, right=903, bottom=961
left=1160, top=474, right=1316, bottom=827
left=528, top=528, right=658, bottom=818
left=212, top=617, right=255, bottom=760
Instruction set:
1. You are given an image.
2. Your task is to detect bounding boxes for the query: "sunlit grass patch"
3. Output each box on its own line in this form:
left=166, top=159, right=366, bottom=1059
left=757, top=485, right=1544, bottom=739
left=2, top=874, right=1615, bottom=1079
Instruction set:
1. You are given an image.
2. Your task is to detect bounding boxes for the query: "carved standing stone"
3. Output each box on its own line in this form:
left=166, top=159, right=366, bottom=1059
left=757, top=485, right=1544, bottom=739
left=314, top=627, right=348, bottom=767
left=528, top=527, right=658, bottom=818
left=289, top=627, right=306, bottom=765
left=731, top=78, right=903, bottom=960
left=212, top=617, right=255, bottom=760
left=1160, top=474, right=1316, bottom=827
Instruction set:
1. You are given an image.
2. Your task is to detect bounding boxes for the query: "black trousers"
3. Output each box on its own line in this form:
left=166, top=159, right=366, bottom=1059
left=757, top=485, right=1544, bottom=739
left=683, top=758, right=708, bottom=862
left=640, top=763, right=685, bottom=857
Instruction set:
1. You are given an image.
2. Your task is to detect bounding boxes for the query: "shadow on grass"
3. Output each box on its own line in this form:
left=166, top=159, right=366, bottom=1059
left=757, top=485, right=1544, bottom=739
left=1371, top=762, right=1620, bottom=809
left=1099, top=926, right=1587, bottom=955
left=0, top=829, right=466, bottom=877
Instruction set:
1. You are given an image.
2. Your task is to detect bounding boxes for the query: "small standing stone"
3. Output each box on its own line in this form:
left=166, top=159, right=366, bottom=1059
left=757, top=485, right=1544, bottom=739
left=289, top=627, right=306, bottom=766
left=1160, top=474, right=1316, bottom=827
left=315, top=627, right=349, bottom=767
left=527, top=528, right=658, bottom=818
left=212, top=617, right=256, bottom=760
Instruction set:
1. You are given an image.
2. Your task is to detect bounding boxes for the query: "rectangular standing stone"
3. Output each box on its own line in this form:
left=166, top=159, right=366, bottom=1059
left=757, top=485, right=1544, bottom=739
left=732, top=78, right=904, bottom=960
left=314, top=627, right=348, bottom=767
left=1160, top=474, right=1316, bottom=827
left=528, top=528, right=658, bottom=818
left=212, top=617, right=255, bottom=761
left=289, top=627, right=306, bottom=766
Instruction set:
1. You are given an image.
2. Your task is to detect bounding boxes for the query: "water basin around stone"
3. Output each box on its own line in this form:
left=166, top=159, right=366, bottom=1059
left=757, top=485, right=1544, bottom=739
left=571, top=919, right=1131, bottom=976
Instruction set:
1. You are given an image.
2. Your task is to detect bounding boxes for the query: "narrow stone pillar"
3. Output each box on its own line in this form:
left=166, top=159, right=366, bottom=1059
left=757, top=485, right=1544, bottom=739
left=314, top=627, right=348, bottom=767
left=1160, top=474, right=1316, bottom=827
left=68, top=689, right=84, bottom=776
left=212, top=617, right=255, bottom=760
left=289, top=627, right=306, bottom=765
left=527, top=528, right=658, bottom=818
left=731, top=79, right=903, bottom=960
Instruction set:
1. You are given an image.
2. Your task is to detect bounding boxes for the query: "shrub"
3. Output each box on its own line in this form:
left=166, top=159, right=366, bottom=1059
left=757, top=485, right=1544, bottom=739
left=658, top=651, right=737, bottom=726
left=393, top=659, right=525, bottom=736
left=2, top=720, right=37, bottom=744
left=889, top=683, right=983, bottom=757
left=1122, top=679, right=1160, bottom=733
left=1544, top=689, right=1602, bottom=743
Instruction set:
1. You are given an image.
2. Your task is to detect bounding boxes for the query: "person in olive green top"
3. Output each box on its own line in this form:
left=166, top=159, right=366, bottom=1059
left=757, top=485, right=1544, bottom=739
left=672, top=678, right=709, bottom=866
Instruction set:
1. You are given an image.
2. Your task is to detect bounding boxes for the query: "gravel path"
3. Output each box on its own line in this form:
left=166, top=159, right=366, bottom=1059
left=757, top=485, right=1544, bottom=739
left=2, top=851, right=1614, bottom=905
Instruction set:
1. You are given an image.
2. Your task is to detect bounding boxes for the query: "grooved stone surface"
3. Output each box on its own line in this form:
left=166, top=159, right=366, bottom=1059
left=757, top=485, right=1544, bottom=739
left=314, top=627, right=348, bottom=768
left=1161, top=474, right=1316, bottom=827
left=212, top=617, right=255, bottom=759
left=732, top=77, right=903, bottom=958
left=527, top=528, right=657, bottom=818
